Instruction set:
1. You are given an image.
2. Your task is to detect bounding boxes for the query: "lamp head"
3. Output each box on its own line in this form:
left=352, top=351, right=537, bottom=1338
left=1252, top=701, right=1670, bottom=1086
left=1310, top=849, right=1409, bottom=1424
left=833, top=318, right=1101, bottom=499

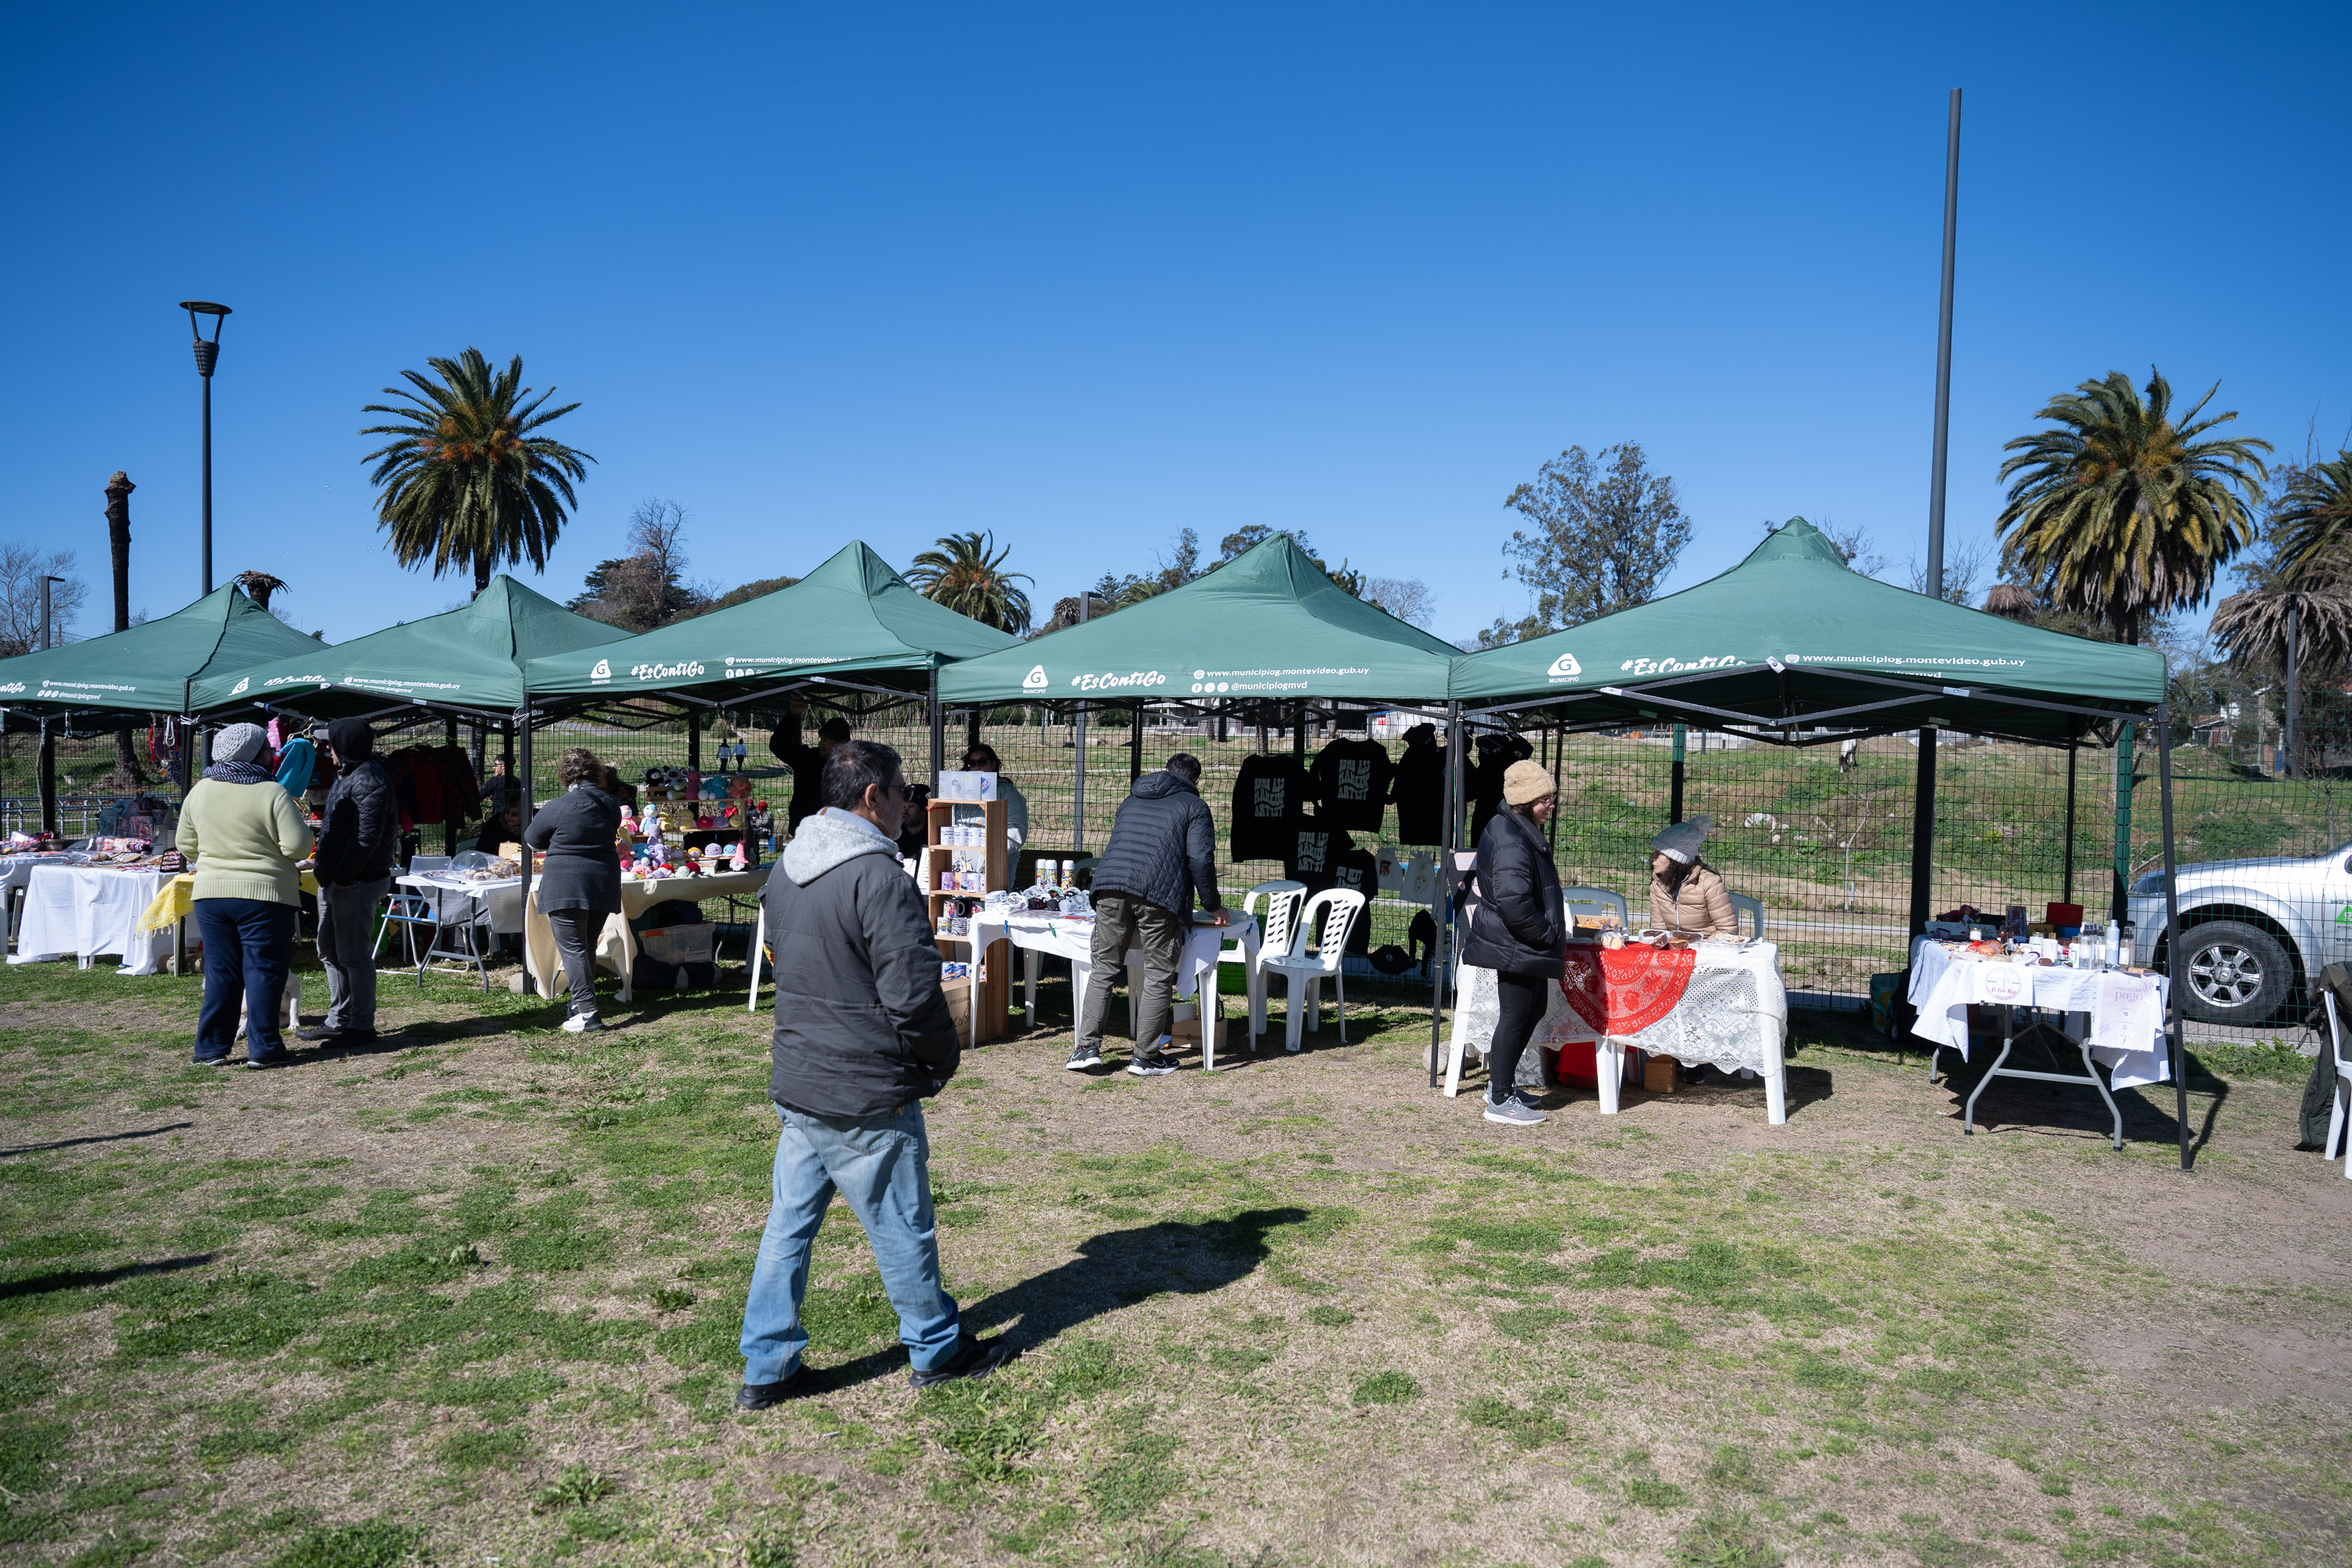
left=179, top=301, right=230, bottom=376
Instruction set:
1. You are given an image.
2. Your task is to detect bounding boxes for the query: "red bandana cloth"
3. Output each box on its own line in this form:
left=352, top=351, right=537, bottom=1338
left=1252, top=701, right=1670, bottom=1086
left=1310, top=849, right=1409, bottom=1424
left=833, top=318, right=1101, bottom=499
left=1561, top=940, right=1697, bottom=1036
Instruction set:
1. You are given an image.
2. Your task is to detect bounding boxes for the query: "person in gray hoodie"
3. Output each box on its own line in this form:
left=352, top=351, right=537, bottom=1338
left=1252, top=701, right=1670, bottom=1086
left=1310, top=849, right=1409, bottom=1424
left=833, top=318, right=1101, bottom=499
left=735, top=739, right=1013, bottom=1409
left=1069, top=753, right=1227, bottom=1076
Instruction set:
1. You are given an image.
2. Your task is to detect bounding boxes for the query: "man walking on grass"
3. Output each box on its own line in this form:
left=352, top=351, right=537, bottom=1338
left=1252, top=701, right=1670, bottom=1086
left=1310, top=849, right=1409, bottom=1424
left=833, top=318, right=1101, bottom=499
left=1068, top=752, right=1228, bottom=1076
left=736, top=739, right=1013, bottom=1407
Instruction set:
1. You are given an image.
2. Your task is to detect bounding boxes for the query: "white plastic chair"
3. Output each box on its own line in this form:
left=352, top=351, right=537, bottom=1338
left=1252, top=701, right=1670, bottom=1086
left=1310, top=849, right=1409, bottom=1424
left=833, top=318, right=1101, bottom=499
left=2322, top=991, right=2352, bottom=1180
left=1728, top=893, right=1765, bottom=940
left=1562, top=886, right=1628, bottom=929
left=1221, top=880, right=1305, bottom=1040
left=1260, top=889, right=1367, bottom=1053
left=746, top=905, right=768, bottom=1012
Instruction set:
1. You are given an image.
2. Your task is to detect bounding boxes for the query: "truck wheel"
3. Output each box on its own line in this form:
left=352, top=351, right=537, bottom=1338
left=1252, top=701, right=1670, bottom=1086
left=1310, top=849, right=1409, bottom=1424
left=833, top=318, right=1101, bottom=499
left=2178, top=920, right=2292, bottom=1026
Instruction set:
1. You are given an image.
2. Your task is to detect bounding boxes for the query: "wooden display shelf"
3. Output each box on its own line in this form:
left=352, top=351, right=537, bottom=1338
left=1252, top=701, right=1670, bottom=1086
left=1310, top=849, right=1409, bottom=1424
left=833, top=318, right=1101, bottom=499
left=928, top=795, right=1009, bottom=1043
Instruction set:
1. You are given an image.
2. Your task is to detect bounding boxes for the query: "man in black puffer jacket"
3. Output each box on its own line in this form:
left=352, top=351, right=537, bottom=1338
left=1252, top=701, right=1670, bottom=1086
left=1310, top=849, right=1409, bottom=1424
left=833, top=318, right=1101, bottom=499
left=299, top=719, right=399, bottom=1046
left=735, top=740, right=1011, bottom=1412
left=1070, top=753, right=1227, bottom=1076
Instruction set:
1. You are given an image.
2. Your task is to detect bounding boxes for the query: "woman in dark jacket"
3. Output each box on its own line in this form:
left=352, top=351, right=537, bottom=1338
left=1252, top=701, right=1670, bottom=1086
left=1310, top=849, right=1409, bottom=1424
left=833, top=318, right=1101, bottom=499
left=524, top=746, right=624, bottom=1033
left=1459, top=759, right=1563, bottom=1126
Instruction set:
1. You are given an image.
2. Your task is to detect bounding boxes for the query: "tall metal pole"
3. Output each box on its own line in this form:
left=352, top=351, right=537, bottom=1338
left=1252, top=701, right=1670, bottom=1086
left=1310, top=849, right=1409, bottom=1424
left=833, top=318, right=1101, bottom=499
left=2155, top=699, right=2192, bottom=1171
left=2111, top=722, right=2136, bottom=924
left=2284, top=593, right=2300, bottom=779
left=200, top=368, right=213, bottom=594
left=1071, top=594, right=1088, bottom=855
left=2061, top=743, right=2078, bottom=907
left=1907, top=89, right=1962, bottom=942
left=38, top=577, right=56, bottom=651
left=1428, top=700, right=1463, bottom=1090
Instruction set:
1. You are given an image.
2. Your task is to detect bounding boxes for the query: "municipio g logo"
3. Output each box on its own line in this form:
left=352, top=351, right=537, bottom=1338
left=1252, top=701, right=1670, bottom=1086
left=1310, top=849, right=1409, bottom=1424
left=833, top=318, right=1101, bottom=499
left=230, top=677, right=250, bottom=695
left=589, top=659, right=612, bottom=680
left=1022, top=664, right=1048, bottom=691
left=1546, top=651, right=1581, bottom=680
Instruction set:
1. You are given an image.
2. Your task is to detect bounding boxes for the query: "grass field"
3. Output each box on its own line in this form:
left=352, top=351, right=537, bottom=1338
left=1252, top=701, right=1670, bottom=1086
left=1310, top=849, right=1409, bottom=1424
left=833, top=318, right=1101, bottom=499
left=2, top=946, right=2348, bottom=1568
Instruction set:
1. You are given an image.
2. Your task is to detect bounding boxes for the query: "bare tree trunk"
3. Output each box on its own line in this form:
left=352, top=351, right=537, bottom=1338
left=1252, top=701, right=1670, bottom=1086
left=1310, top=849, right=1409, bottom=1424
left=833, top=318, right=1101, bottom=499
left=104, top=472, right=146, bottom=787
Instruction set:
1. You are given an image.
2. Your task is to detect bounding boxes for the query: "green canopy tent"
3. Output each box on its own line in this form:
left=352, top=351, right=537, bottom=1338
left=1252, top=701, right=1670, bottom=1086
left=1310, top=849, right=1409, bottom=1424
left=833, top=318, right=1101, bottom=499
left=521, top=540, right=1022, bottom=781
left=189, top=575, right=626, bottom=724
left=1446, top=518, right=2194, bottom=1168
left=0, top=583, right=325, bottom=829
left=185, top=575, right=632, bottom=856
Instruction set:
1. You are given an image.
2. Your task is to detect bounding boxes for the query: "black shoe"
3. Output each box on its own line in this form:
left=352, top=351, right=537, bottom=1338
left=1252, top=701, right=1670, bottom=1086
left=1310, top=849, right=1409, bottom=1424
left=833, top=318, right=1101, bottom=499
left=909, top=1334, right=1018, bottom=1389
left=245, top=1050, right=292, bottom=1070
left=734, top=1368, right=808, bottom=1410
left=1125, top=1055, right=1177, bottom=1077
left=194, top=1053, right=235, bottom=1068
left=1065, top=1044, right=1104, bottom=1071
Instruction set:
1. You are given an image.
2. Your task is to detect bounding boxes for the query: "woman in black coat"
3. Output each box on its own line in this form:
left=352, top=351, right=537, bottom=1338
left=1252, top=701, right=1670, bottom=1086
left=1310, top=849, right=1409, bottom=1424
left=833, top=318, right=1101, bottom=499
left=1459, top=759, right=1563, bottom=1126
left=524, top=746, right=624, bottom=1033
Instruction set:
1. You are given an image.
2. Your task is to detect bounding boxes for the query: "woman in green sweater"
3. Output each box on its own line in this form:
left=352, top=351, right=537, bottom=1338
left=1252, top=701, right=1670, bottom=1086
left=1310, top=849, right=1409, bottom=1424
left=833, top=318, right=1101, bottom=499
left=180, top=723, right=314, bottom=1067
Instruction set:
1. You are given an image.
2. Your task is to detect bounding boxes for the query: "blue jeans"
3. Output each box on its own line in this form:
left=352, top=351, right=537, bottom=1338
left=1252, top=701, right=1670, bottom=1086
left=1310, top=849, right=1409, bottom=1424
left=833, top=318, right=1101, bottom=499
left=739, top=1101, right=962, bottom=1382
left=194, top=897, right=297, bottom=1062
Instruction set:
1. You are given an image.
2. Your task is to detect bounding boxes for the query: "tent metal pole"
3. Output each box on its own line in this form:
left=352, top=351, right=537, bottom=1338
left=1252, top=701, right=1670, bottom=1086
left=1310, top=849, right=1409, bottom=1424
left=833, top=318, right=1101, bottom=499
left=1130, top=703, right=1144, bottom=782
left=1670, top=722, right=1686, bottom=826
left=1428, top=699, right=1461, bottom=1090
left=2285, top=593, right=2300, bottom=779
left=2111, top=723, right=2135, bottom=925
left=927, top=666, right=943, bottom=788
left=444, top=715, right=459, bottom=855
left=2061, top=743, right=2078, bottom=907
left=518, top=705, right=536, bottom=997
left=687, top=706, right=702, bottom=776
left=1907, top=728, right=1938, bottom=938
left=2154, top=699, right=2191, bottom=1171
left=1547, top=719, right=1563, bottom=855
left=37, top=717, right=56, bottom=837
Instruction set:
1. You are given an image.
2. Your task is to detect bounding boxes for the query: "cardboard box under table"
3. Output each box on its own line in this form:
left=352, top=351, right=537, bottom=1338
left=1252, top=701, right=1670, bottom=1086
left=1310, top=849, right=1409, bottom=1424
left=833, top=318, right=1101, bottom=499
left=524, top=867, right=768, bottom=1002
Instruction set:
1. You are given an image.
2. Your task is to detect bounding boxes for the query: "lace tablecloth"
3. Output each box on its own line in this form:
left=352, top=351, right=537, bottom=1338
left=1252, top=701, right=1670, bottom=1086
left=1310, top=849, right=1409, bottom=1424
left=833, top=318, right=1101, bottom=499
left=1456, top=940, right=1788, bottom=1086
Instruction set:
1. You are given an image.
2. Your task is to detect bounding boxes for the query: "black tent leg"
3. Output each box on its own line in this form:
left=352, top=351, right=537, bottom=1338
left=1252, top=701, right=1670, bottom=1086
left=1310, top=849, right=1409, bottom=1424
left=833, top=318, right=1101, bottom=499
left=2155, top=702, right=2191, bottom=1172
left=1907, top=727, right=1939, bottom=938
left=1428, top=700, right=1461, bottom=1091
left=518, top=706, right=536, bottom=998
left=2062, top=742, right=2077, bottom=908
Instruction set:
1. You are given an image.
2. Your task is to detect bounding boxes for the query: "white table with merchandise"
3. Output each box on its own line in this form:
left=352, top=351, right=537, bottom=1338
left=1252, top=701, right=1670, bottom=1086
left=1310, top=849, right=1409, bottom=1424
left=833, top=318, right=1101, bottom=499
left=527, top=867, right=769, bottom=1002
left=1906, top=936, right=2172, bottom=1150
left=965, top=909, right=1261, bottom=1066
left=5, top=862, right=174, bottom=975
left=396, top=871, right=527, bottom=935
left=4, top=853, right=85, bottom=946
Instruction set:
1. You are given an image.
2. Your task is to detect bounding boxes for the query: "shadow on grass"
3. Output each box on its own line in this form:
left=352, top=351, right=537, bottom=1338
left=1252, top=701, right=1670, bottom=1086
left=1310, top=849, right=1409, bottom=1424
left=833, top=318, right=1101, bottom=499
left=798, top=1208, right=1311, bottom=1391
left=0, top=1252, right=215, bottom=1301
left=1, top=1121, right=192, bottom=1158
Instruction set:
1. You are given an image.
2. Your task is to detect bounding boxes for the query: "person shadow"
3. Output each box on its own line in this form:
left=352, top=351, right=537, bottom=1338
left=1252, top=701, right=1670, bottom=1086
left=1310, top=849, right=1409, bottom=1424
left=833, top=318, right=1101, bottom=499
left=800, top=1207, right=1312, bottom=1391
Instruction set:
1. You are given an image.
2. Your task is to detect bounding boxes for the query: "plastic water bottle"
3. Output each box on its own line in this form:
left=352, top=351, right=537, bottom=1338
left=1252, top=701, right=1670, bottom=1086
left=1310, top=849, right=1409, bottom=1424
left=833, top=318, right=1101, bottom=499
left=2104, top=920, right=2122, bottom=970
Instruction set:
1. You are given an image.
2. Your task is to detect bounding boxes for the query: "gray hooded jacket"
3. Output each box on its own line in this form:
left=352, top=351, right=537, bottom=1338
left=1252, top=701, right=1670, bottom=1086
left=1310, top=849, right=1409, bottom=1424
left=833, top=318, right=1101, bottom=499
left=762, top=809, right=959, bottom=1117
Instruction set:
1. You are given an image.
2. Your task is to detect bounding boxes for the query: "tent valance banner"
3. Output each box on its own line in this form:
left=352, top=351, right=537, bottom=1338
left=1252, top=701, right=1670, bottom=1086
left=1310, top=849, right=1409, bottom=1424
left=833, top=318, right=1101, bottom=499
left=521, top=541, right=1019, bottom=702
left=1446, top=519, right=2165, bottom=740
left=0, top=583, right=325, bottom=725
left=938, top=532, right=1460, bottom=705
left=187, top=575, right=627, bottom=719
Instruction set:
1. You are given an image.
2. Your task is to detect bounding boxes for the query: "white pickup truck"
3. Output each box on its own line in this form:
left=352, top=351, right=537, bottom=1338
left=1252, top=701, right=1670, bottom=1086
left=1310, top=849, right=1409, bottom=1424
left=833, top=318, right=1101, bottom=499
left=2127, top=843, right=2352, bottom=1026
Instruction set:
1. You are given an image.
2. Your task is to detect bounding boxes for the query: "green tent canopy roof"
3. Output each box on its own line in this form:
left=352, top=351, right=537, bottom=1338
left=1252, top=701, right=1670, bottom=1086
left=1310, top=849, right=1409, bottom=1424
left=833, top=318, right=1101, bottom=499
left=1446, top=518, right=2166, bottom=741
left=938, top=532, right=1461, bottom=705
left=188, top=575, right=628, bottom=720
left=0, top=583, right=325, bottom=724
left=521, top=541, right=1020, bottom=702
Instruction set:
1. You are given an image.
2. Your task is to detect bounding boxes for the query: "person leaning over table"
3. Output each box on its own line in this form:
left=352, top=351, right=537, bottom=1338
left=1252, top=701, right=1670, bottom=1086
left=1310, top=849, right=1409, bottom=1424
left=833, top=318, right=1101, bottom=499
left=734, top=738, right=1014, bottom=1409
left=960, top=742, right=1027, bottom=854
left=1067, top=752, right=1228, bottom=1076
left=1460, top=759, right=1564, bottom=1126
left=1647, top=815, right=1736, bottom=938
left=299, top=718, right=399, bottom=1048
left=179, top=723, right=314, bottom=1069
left=524, top=746, right=625, bottom=1034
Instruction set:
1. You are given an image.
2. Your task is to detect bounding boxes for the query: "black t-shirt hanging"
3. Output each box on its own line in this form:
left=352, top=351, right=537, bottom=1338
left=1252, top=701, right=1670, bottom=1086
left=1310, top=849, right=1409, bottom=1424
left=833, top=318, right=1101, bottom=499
left=1392, top=724, right=1447, bottom=844
left=1326, top=840, right=1380, bottom=954
left=1468, top=732, right=1534, bottom=847
left=1285, top=818, right=1341, bottom=893
left=1231, top=753, right=1311, bottom=862
left=1310, top=738, right=1392, bottom=833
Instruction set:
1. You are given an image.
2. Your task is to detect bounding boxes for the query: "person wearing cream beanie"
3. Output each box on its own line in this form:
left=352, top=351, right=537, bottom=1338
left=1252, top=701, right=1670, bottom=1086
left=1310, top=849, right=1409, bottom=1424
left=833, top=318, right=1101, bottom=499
left=1457, top=757, right=1563, bottom=1126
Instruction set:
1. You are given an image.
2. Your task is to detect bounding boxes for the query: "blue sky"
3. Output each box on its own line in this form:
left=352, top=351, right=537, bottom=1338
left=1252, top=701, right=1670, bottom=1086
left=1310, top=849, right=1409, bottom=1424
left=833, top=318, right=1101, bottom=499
left=4, top=2, right=2346, bottom=649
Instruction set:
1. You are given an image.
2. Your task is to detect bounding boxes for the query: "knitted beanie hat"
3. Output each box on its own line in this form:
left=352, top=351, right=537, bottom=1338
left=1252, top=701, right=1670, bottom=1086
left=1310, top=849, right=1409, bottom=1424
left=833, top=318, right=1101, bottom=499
left=1651, top=815, right=1714, bottom=865
left=1501, top=759, right=1555, bottom=805
left=212, top=722, right=269, bottom=765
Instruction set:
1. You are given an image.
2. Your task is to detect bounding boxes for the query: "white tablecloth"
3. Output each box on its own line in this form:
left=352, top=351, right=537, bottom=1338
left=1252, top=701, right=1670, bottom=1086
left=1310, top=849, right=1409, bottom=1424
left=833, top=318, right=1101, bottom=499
left=397, top=873, right=525, bottom=934
left=6, top=863, right=173, bottom=975
left=967, top=910, right=1261, bottom=1065
left=1905, top=937, right=2172, bottom=1088
left=1449, top=941, right=1790, bottom=1122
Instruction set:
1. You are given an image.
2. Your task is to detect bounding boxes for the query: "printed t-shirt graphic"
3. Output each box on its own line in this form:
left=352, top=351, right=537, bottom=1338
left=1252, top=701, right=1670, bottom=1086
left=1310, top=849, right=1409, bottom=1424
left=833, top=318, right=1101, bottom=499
left=1230, top=754, right=1311, bottom=861
left=1286, top=819, right=1339, bottom=894
left=1326, top=839, right=1380, bottom=954
left=1310, top=737, right=1392, bottom=833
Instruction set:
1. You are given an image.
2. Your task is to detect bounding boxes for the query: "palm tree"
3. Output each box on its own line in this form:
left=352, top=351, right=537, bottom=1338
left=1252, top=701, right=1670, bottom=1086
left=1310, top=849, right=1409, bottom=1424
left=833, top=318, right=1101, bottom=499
left=2270, top=451, right=2352, bottom=577
left=361, top=349, right=594, bottom=595
left=905, top=532, right=1033, bottom=633
left=234, top=570, right=286, bottom=613
left=1994, top=368, right=2270, bottom=644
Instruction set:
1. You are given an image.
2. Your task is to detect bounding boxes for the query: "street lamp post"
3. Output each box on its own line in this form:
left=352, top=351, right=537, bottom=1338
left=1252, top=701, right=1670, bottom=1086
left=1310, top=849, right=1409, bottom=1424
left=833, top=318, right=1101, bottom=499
left=179, top=301, right=232, bottom=594
left=38, top=575, right=65, bottom=650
